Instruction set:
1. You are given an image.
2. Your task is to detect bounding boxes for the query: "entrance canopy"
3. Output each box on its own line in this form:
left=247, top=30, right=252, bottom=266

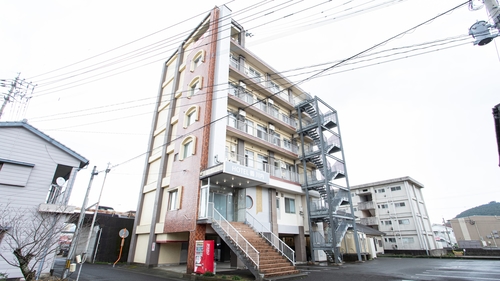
left=200, top=161, right=269, bottom=187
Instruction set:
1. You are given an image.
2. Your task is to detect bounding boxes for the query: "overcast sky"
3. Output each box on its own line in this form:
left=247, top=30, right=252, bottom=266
left=1, top=0, right=499, bottom=223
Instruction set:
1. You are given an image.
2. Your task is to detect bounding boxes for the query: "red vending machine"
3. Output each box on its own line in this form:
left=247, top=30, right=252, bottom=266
left=194, top=240, right=214, bottom=274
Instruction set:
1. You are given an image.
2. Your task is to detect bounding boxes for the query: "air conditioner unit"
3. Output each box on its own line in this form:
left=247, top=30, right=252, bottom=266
left=281, top=162, right=287, bottom=169
left=239, top=81, right=246, bottom=88
left=268, top=124, right=275, bottom=131
left=268, top=99, right=274, bottom=105
left=230, top=144, right=236, bottom=152
left=238, top=109, right=246, bottom=117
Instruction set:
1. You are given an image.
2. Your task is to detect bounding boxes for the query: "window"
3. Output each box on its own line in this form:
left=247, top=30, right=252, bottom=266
left=378, top=188, right=385, bottom=193
left=190, top=81, right=199, bottom=97
left=188, top=76, right=203, bottom=97
left=385, top=238, right=396, bottom=243
left=184, top=106, right=199, bottom=128
left=246, top=196, right=253, bottom=209
left=395, top=202, right=406, bottom=207
left=180, top=136, right=196, bottom=160
left=245, top=150, right=254, bottom=168
left=378, top=204, right=388, bottom=209
left=257, top=154, right=268, bottom=171
left=285, top=198, right=295, bottom=213
left=190, top=50, right=205, bottom=71
left=166, top=186, right=183, bottom=210
left=168, top=190, right=178, bottom=210
left=384, top=220, right=392, bottom=225
left=391, top=186, right=402, bottom=191
left=283, top=138, right=292, bottom=150
left=353, top=207, right=357, bottom=212
left=402, top=237, right=414, bottom=244
left=270, top=81, right=279, bottom=94
left=276, top=198, right=281, bottom=219
left=398, top=219, right=410, bottom=225
left=248, top=67, right=261, bottom=82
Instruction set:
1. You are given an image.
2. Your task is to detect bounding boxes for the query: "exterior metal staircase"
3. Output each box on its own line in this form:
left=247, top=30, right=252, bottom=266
left=295, top=96, right=361, bottom=264
left=208, top=203, right=299, bottom=280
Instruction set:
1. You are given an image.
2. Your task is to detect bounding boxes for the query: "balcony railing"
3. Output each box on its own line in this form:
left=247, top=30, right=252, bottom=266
left=228, top=83, right=299, bottom=129
left=227, top=115, right=299, bottom=154
left=225, top=151, right=300, bottom=184
left=358, top=201, right=375, bottom=211
left=360, top=217, right=379, bottom=226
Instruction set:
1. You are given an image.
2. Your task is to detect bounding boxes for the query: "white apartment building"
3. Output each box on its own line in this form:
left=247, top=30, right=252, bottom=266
left=340, top=177, right=437, bottom=252
left=127, top=5, right=360, bottom=279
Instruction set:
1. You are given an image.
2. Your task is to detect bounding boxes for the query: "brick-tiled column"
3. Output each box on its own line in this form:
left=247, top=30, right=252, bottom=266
left=186, top=224, right=207, bottom=274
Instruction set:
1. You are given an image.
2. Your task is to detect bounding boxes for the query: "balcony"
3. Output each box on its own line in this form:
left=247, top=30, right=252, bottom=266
left=227, top=115, right=299, bottom=154
left=228, top=83, right=299, bottom=129
left=358, top=201, right=375, bottom=211
left=224, top=151, right=300, bottom=184
left=360, top=217, right=379, bottom=226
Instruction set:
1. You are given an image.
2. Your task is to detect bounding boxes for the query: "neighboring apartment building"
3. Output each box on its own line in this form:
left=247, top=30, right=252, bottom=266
left=450, top=216, right=500, bottom=248
left=0, top=120, right=88, bottom=279
left=340, top=177, right=437, bottom=253
left=432, top=223, right=457, bottom=248
left=128, top=5, right=359, bottom=279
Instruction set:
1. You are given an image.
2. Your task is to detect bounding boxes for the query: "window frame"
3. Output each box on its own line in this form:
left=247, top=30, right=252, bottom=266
left=180, top=136, right=197, bottom=160
left=284, top=197, right=296, bottom=214
left=184, top=105, right=200, bottom=128
left=187, top=76, right=203, bottom=98
left=190, top=50, right=205, bottom=72
left=166, top=186, right=183, bottom=211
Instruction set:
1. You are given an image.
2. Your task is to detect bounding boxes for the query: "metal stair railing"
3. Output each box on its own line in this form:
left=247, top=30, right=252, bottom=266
left=208, top=203, right=260, bottom=267
left=245, top=211, right=296, bottom=265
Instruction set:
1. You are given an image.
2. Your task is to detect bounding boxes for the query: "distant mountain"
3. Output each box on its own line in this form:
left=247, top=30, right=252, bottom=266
left=455, top=201, right=500, bottom=218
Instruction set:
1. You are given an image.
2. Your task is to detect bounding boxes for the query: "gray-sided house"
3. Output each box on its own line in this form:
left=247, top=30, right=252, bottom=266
left=0, top=120, right=88, bottom=280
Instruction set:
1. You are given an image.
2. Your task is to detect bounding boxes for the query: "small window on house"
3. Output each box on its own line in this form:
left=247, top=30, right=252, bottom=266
left=398, top=219, right=410, bottom=225
left=378, top=204, right=388, bottom=209
left=402, top=237, right=414, bottom=244
left=285, top=198, right=295, bottom=214
left=391, top=186, right=402, bottom=191
left=387, top=238, right=396, bottom=243
left=395, top=202, right=405, bottom=207
left=384, top=220, right=392, bottom=225
left=378, top=188, right=385, bottom=193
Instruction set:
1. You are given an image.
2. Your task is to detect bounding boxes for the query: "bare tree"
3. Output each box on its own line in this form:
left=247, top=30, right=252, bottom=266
left=0, top=204, right=73, bottom=281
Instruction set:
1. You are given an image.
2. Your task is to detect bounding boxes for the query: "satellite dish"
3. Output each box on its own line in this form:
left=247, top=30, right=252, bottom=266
left=56, top=177, right=66, bottom=186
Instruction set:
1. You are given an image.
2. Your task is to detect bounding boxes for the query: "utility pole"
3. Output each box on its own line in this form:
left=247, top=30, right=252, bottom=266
left=0, top=74, right=36, bottom=120
left=76, top=164, right=111, bottom=281
left=62, top=166, right=99, bottom=279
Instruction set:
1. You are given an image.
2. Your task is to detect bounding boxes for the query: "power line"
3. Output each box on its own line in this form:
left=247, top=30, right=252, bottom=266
left=30, top=34, right=471, bottom=124
left=31, top=0, right=398, bottom=96
left=103, top=1, right=470, bottom=171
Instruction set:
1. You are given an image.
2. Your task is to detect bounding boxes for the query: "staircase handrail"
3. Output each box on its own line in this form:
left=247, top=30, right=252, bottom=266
left=245, top=211, right=295, bottom=265
left=208, top=203, right=260, bottom=267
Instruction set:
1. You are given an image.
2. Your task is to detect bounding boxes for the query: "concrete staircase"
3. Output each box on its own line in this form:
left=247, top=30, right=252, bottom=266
left=230, top=222, right=300, bottom=279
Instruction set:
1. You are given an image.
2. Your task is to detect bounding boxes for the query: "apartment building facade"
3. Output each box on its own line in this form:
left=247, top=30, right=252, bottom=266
left=127, top=6, right=358, bottom=278
left=341, top=177, right=437, bottom=252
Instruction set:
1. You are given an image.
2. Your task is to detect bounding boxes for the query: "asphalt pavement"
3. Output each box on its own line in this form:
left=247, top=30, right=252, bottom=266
left=51, top=257, right=500, bottom=281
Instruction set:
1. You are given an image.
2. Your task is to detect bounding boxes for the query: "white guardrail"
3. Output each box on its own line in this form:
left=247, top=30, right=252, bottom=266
left=245, top=211, right=295, bottom=265
left=208, top=203, right=260, bottom=267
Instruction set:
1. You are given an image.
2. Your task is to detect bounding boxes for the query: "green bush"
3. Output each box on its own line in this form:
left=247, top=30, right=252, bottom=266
left=202, top=271, right=215, bottom=277
left=232, top=276, right=241, bottom=280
